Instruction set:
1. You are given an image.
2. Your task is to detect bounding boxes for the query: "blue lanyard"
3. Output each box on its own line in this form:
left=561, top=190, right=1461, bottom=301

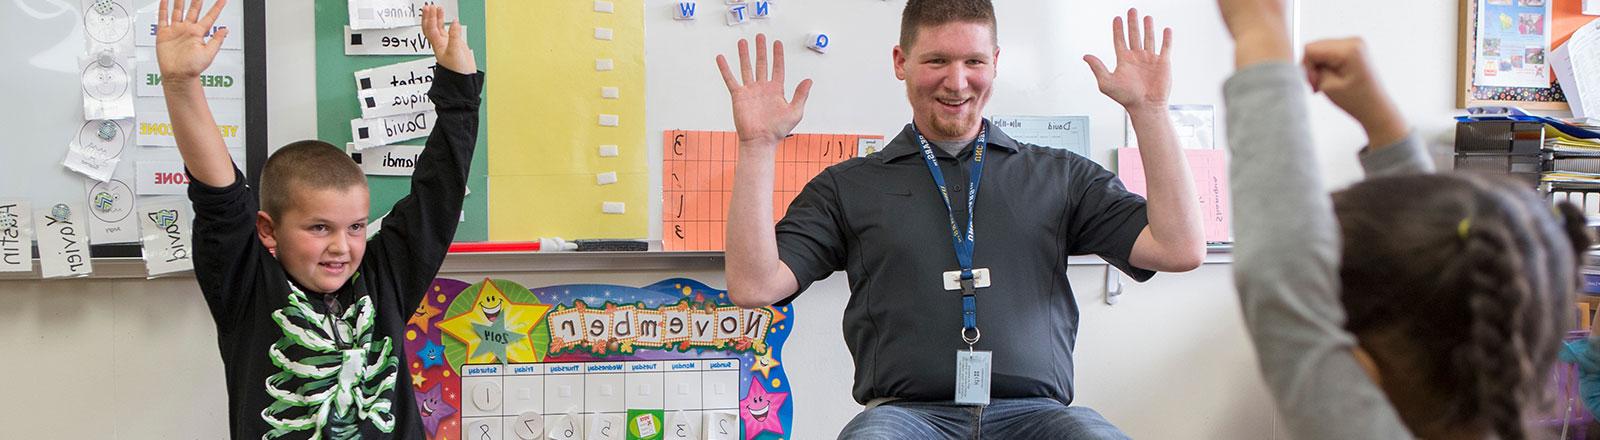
left=912, top=124, right=987, bottom=334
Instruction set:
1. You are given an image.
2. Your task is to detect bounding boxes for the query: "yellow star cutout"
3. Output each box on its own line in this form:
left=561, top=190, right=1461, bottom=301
left=411, top=371, right=426, bottom=389
left=408, top=300, right=442, bottom=332
left=751, top=351, right=780, bottom=378
left=437, top=279, right=553, bottom=364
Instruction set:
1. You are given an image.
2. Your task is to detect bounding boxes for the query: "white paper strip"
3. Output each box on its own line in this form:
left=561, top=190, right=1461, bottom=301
left=354, top=57, right=437, bottom=91
left=138, top=197, right=194, bottom=277
left=349, top=0, right=419, bottom=30
left=136, top=55, right=246, bottom=99
left=134, top=161, right=191, bottom=195
left=34, top=201, right=93, bottom=279
left=347, top=142, right=425, bottom=176
left=0, top=201, right=35, bottom=273
left=136, top=6, right=243, bottom=51
left=344, top=25, right=464, bottom=56
left=350, top=110, right=437, bottom=149
left=357, top=81, right=435, bottom=119
left=136, top=100, right=245, bottom=149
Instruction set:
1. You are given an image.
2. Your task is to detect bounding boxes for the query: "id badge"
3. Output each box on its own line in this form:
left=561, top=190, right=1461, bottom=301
left=954, top=350, right=992, bottom=406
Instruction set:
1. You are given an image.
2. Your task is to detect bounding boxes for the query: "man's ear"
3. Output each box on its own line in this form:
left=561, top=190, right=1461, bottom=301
left=893, top=45, right=908, bottom=81
left=256, top=211, right=278, bottom=255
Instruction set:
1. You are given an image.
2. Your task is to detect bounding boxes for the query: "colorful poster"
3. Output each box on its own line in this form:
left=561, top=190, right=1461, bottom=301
left=404, top=278, right=796, bottom=440
left=661, top=131, right=882, bottom=251
left=1476, top=0, right=1553, bottom=88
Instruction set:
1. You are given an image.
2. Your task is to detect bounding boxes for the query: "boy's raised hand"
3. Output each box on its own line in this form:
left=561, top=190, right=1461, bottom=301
left=421, top=5, right=475, bottom=75
left=156, top=0, right=235, bottom=186
left=156, top=0, right=229, bottom=82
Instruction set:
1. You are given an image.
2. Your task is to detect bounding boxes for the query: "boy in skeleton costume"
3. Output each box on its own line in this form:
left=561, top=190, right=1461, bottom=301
left=155, top=1, right=483, bottom=437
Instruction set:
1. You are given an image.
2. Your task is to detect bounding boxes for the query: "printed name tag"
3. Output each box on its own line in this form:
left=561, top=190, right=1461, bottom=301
left=954, top=350, right=992, bottom=406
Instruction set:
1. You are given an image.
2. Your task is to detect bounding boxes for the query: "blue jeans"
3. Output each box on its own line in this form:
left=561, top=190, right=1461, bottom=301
left=837, top=398, right=1130, bottom=440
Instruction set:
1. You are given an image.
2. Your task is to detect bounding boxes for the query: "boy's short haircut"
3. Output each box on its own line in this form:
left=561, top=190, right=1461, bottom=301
left=900, top=0, right=997, bottom=50
left=259, top=140, right=367, bottom=219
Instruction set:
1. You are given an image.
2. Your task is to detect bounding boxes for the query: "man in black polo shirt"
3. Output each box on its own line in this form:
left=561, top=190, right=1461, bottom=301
left=714, top=0, right=1204, bottom=437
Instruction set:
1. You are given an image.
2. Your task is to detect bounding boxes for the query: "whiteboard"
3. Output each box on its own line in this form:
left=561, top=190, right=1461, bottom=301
left=0, top=0, right=259, bottom=249
left=641, top=0, right=1261, bottom=240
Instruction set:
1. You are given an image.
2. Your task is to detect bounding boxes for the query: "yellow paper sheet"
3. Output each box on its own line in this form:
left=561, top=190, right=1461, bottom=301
left=486, top=0, right=646, bottom=240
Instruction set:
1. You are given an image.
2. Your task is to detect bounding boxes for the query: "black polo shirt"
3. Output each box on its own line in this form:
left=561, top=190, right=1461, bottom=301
left=775, top=119, right=1154, bottom=406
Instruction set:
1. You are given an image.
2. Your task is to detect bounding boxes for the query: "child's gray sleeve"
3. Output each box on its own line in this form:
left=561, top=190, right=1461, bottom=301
left=1225, top=62, right=1413, bottom=439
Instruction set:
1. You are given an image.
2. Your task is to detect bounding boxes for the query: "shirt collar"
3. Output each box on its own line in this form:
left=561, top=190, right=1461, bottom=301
left=877, top=119, right=1021, bottom=163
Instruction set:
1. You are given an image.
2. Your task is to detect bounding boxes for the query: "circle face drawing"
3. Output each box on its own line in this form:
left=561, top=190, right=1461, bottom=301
left=84, top=1, right=132, bottom=44
left=76, top=119, right=128, bottom=159
left=87, top=179, right=133, bottom=223
left=82, top=60, right=130, bottom=102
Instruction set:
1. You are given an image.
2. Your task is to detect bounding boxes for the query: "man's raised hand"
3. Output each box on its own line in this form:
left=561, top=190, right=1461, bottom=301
left=716, top=34, right=813, bottom=150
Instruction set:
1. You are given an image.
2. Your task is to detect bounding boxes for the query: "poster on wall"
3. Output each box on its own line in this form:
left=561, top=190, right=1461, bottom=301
left=1474, top=0, right=1553, bottom=89
left=404, top=278, right=796, bottom=440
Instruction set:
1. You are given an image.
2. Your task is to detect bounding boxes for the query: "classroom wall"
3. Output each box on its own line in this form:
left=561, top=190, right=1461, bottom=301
left=1300, top=0, right=1469, bottom=184
left=1, top=0, right=1487, bottom=438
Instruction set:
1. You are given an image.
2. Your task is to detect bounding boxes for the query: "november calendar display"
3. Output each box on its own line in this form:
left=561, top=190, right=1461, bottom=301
left=402, top=277, right=795, bottom=440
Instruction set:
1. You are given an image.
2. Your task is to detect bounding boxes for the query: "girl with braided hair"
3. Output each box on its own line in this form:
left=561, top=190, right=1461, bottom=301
left=1217, top=0, right=1592, bottom=439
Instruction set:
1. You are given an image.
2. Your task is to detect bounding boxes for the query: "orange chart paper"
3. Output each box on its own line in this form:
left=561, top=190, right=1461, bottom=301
left=1116, top=148, right=1232, bottom=243
left=662, top=131, right=881, bottom=251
